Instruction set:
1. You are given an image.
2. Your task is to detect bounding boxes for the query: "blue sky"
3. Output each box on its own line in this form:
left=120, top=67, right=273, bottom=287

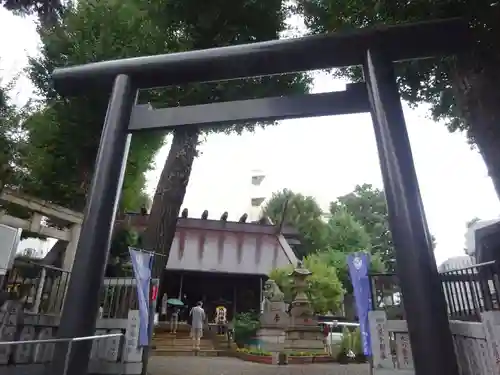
left=2, top=9, right=499, bottom=265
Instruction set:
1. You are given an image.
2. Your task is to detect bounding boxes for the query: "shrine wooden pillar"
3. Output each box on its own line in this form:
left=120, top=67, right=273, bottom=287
left=233, top=284, right=237, bottom=319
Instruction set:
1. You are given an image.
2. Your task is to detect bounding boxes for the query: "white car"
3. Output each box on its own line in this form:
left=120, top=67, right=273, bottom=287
left=320, top=321, right=359, bottom=355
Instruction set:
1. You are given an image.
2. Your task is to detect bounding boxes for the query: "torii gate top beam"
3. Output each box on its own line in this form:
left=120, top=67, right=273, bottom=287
left=52, top=18, right=468, bottom=95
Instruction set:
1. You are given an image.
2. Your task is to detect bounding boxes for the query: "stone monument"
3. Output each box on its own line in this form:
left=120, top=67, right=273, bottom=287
left=256, top=279, right=289, bottom=351
left=284, top=261, right=324, bottom=352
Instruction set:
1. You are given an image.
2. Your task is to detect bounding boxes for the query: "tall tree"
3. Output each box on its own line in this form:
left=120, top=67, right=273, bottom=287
left=262, top=189, right=327, bottom=257
left=0, top=79, right=25, bottom=193
left=325, top=208, right=372, bottom=254
left=330, top=184, right=436, bottom=273
left=142, top=2, right=310, bottom=278
left=2, top=0, right=62, bottom=27
left=299, top=0, right=500, bottom=200
left=318, top=248, right=385, bottom=294
left=269, top=252, right=344, bottom=314
left=330, top=184, right=395, bottom=271
left=21, top=0, right=169, bottom=212
left=264, top=188, right=387, bottom=292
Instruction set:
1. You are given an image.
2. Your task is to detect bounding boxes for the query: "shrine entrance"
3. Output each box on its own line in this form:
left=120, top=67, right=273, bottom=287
left=48, top=18, right=469, bottom=375
left=163, top=271, right=261, bottom=323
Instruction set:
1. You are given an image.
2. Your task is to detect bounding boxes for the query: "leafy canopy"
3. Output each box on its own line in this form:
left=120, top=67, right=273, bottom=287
left=262, top=189, right=328, bottom=257
left=269, top=252, right=345, bottom=314
left=20, top=0, right=178, bottom=211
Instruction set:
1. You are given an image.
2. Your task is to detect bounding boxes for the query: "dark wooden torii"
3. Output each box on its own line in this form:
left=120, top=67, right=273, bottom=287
left=50, top=18, right=469, bottom=375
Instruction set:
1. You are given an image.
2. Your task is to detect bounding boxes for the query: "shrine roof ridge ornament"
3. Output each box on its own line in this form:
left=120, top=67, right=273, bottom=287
left=116, top=214, right=301, bottom=236
left=51, top=18, right=468, bottom=96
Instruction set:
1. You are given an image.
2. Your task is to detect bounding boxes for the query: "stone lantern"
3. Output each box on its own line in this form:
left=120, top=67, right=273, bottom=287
left=283, top=261, right=324, bottom=352
left=288, top=261, right=314, bottom=325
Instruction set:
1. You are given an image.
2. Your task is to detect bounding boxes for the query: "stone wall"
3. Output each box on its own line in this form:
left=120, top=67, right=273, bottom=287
left=0, top=301, right=144, bottom=375
left=369, top=310, right=500, bottom=375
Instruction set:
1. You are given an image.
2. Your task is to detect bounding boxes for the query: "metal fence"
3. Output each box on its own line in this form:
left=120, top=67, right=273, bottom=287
left=99, top=278, right=140, bottom=319
left=0, top=259, right=70, bottom=315
left=0, top=333, right=123, bottom=375
left=441, top=260, right=500, bottom=320
left=369, top=261, right=500, bottom=322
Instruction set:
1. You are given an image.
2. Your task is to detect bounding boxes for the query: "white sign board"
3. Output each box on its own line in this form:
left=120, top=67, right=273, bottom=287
left=0, top=224, right=22, bottom=275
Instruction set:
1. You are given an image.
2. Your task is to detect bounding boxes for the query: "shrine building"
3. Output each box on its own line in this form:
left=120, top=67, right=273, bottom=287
left=115, top=210, right=300, bottom=321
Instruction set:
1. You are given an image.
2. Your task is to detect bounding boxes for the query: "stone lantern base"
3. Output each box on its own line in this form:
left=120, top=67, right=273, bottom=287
left=284, top=325, right=324, bottom=352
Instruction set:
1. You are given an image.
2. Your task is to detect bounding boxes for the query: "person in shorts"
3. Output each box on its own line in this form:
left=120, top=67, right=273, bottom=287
left=189, top=301, right=206, bottom=350
left=170, top=307, right=180, bottom=333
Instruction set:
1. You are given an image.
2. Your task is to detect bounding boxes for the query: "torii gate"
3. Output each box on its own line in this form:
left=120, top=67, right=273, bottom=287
left=49, top=18, right=468, bottom=375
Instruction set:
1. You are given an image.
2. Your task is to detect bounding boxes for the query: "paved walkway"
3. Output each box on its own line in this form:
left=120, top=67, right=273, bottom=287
left=148, top=356, right=370, bottom=375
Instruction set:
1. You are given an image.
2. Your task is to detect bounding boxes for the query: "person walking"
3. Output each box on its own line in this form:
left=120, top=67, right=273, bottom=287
left=189, top=301, right=206, bottom=350
left=170, top=307, right=180, bottom=334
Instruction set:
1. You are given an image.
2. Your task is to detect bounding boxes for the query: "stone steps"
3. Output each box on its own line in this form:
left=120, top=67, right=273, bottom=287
left=152, top=328, right=217, bottom=357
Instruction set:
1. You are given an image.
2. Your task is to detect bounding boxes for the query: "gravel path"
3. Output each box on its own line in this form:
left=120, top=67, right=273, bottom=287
left=148, top=356, right=370, bottom=375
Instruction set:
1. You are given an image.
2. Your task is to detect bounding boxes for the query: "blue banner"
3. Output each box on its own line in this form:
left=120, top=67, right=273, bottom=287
left=129, top=247, right=153, bottom=347
left=347, top=252, right=372, bottom=356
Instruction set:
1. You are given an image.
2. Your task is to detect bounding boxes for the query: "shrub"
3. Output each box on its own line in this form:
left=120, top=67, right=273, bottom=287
left=351, top=327, right=367, bottom=362
left=233, top=311, right=260, bottom=347
left=337, top=326, right=352, bottom=363
left=352, top=327, right=362, bottom=355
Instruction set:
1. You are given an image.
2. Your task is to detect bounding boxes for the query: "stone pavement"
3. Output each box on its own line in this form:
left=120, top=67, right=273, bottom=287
left=148, top=356, right=370, bottom=375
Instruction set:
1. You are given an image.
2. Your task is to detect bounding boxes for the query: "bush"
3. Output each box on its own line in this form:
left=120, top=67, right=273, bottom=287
left=337, top=326, right=352, bottom=363
left=233, top=311, right=260, bottom=347
left=352, top=327, right=367, bottom=362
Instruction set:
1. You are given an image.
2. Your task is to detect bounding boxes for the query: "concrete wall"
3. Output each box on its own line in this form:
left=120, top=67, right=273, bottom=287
left=369, top=310, right=500, bottom=375
left=0, top=301, right=143, bottom=375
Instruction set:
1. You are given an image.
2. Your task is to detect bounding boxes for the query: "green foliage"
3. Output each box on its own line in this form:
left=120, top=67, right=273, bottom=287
left=339, top=326, right=352, bottom=358
left=233, top=311, right=261, bottom=347
left=265, top=187, right=387, bottom=293
left=263, top=189, right=328, bottom=258
left=318, top=249, right=385, bottom=294
left=297, top=0, right=488, bottom=133
left=236, top=347, right=271, bottom=356
left=106, top=228, right=139, bottom=276
left=0, top=79, right=26, bottom=192
left=141, top=0, right=311, bottom=262
left=1, top=0, right=62, bottom=26
left=351, top=327, right=362, bottom=356
left=326, top=209, right=371, bottom=254
left=298, top=0, right=500, bottom=199
left=19, top=0, right=169, bottom=212
left=269, top=252, right=344, bottom=314
left=330, top=184, right=394, bottom=271
left=330, top=184, right=436, bottom=273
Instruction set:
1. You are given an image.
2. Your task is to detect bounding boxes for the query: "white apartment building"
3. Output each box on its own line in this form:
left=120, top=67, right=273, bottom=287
left=248, top=169, right=268, bottom=222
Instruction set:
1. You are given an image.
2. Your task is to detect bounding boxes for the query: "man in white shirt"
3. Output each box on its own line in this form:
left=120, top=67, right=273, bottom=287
left=189, top=301, right=206, bottom=350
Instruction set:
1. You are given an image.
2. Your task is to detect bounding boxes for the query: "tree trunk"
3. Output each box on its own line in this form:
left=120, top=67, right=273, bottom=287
left=142, top=127, right=200, bottom=279
left=451, top=56, right=500, bottom=200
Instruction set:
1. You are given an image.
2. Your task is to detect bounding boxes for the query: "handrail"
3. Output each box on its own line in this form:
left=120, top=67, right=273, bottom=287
left=0, top=333, right=122, bottom=346
left=0, top=333, right=124, bottom=375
